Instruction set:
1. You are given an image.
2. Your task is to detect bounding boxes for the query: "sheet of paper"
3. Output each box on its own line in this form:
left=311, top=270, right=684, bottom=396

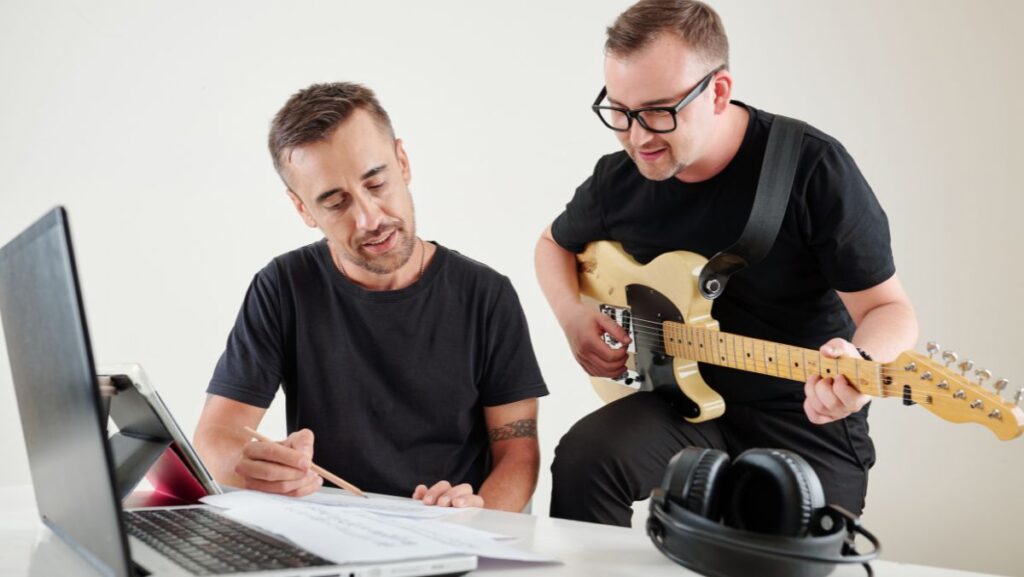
left=218, top=502, right=557, bottom=565
left=203, top=489, right=463, bottom=519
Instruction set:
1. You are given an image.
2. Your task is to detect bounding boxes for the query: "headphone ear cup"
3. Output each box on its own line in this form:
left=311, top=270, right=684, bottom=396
left=662, top=447, right=731, bottom=520
left=721, top=448, right=826, bottom=537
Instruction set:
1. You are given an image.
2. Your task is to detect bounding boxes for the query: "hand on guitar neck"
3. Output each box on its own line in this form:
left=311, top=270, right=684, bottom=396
left=804, top=338, right=871, bottom=425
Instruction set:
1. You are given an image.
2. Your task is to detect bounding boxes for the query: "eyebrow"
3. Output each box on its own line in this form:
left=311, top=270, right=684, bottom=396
left=607, top=94, right=681, bottom=108
left=314, top=164, right=387, bottom=204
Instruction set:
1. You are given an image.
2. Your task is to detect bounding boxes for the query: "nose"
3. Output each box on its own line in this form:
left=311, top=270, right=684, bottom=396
left=629, top=119, right=653, bottom=149
left=352, top=194, right=385, bottom=232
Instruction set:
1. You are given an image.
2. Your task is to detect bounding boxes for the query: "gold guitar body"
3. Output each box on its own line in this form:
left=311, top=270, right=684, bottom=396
left=577, top=241, right=726, bottom=423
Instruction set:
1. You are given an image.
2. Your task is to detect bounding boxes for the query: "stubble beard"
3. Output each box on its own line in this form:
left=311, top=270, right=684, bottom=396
left=625, top=141, right=688, bottom=181
left=342, top=222, right=417, bottom=275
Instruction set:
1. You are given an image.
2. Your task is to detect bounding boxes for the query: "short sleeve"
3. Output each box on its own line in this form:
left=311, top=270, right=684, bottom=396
left=207, top=264, right=287, bottom=408
left=478, top=278, right=549, bottom=407
left=804, top=142, right=896, bottom=293
left=551, top=157, right=612, bottom=253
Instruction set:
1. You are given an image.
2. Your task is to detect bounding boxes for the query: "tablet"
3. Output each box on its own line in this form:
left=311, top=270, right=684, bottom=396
left=100, top=363, right=222, bottom=499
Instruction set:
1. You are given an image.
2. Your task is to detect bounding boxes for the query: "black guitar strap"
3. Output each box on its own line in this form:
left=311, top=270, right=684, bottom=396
left=698, top=115, right=806, bottom=300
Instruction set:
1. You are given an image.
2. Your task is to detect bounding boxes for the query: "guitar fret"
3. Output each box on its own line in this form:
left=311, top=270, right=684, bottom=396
left=731, top=333, right=739, bottom=370
left=762, top=340, right=769, bottom=374
left=722, top=332, right=730, bottom=368
left=751, top=338, right=757, bottom=372
left=730, top=333, right=738, bottom=369
left=773, top=342, right=780, bottom=377
left=855, top=357, right=861, bottom=393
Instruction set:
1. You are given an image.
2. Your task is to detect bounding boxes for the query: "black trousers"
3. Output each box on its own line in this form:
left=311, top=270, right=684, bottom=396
left=549, top=392, right=875, bottom=527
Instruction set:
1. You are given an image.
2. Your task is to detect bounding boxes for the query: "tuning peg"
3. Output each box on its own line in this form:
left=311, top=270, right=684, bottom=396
left=942, top=351, right=958, bottom=367
left=974, top=368, right=992, bottom=385
left=958, top=359, right=974, bottom=375
left=993, top=379, right=1009, bottom=396
left=926, top=342, right=940, bottom=359
left=1016, top=388, right=1024, bottom=407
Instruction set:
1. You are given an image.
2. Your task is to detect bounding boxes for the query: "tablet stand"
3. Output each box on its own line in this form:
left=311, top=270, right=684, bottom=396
left=100, top=374, right=207, bottom=505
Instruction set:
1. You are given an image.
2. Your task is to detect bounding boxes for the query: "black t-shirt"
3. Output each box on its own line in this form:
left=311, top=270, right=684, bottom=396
left=208, top=241, right=548, bottom=497
left=552, top=101, right=895, bottom=403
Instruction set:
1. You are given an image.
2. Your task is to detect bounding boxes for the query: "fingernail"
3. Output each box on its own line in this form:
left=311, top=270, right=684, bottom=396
left=453, top=498, right=464, bottom=507
left=424, top=495, right=434, bottom=505
left=438, top=496, right=450, bottom=506
left=300, top=457, right=311, bottom=468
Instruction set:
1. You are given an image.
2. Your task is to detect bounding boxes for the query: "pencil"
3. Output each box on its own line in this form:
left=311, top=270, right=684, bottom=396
left=242, top=426, right=368, bottom=499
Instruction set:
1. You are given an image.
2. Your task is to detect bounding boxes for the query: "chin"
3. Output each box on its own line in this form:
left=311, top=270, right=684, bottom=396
left=637, top=163, right=684, bottom=182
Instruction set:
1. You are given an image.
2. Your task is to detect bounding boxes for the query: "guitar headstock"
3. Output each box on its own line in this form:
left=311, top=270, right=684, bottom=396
left=884, top=342, right=1024, bottom=440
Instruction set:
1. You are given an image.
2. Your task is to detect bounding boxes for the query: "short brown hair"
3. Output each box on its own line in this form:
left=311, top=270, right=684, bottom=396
left=268, top=82, right=394, bottom=179
left=606, top=0, right=729, bottom=69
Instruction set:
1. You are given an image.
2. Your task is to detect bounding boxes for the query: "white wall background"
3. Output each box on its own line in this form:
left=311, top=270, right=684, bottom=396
left=1, top=1, right=1021, bottom=574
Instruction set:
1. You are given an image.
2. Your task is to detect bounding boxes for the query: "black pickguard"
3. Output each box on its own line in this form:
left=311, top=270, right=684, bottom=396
left=626, top=284, right=700, bottom=419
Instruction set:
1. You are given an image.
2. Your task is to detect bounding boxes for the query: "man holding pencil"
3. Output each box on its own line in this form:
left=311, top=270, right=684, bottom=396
left=194, top=82, right=548, bottom=512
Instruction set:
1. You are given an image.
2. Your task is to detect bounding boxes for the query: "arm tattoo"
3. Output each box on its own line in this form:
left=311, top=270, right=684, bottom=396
left=488, top=419, right=537, bottom=442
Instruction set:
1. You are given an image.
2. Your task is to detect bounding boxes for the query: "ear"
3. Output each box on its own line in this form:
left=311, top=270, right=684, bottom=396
left=394, top=138, right=412, bottom=186
left=711, top=69, right=733, bottom=115
left=287, top=189, right=318, bottom=228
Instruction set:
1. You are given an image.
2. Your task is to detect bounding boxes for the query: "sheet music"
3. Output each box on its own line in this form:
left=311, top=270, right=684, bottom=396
left=203, top=489, right=463, bottom=519
left=215, top=502, right=557, bottom=564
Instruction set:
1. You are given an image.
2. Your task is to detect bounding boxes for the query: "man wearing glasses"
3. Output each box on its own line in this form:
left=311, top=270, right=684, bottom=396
left=535, top=0, right=917, bottom=526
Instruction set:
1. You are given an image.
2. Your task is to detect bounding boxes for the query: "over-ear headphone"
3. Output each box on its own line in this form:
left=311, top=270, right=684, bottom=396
left=647, top=447, right=880, bottom=577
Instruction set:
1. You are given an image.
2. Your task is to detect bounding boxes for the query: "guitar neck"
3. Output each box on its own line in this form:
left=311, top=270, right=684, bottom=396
left=660, top=321, right=886, bottom=397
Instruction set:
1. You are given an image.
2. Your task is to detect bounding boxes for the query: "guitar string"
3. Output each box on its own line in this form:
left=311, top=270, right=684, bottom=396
left=613, top=324, right=1004, bottom=406
left=617, top=332, right=995, bottom=407
left=623, top=315, right=988, bottom=379
left=625, top=327, right=988, bottom=403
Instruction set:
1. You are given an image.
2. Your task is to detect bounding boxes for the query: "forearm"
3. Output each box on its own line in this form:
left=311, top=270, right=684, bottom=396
left=851, top=301, right=918, bottom=363
left=535, top=228, right=582, bottom=325
left=193, top=422, right=251, bottom=488
left=478, top=444, right=540, bottom=512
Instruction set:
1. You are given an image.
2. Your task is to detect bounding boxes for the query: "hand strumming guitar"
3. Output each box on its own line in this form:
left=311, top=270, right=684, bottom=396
left=560, top=302, right=632, bottom=378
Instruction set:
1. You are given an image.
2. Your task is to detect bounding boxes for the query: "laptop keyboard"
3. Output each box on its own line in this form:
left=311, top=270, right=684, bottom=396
left=125, top=507, right=334, bottom=575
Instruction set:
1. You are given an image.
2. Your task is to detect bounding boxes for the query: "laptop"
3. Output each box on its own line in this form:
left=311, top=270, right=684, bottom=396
left=0, top=207, right=477, bottom=577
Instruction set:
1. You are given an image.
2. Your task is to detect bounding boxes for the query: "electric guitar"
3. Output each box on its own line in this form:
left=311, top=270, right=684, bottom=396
left=576, top=241, right=1024, bottom=440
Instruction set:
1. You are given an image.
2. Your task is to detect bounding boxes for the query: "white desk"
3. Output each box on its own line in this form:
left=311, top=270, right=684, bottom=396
left=0, top=485, right=1000, bottom=577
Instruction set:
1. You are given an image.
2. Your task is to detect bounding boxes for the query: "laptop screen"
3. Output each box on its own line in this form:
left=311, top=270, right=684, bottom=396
left=0, top=207, right=133, bottom=577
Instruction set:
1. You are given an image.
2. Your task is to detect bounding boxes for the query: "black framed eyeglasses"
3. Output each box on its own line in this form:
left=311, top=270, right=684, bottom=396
left=592, top=65, right=725, bottom=133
